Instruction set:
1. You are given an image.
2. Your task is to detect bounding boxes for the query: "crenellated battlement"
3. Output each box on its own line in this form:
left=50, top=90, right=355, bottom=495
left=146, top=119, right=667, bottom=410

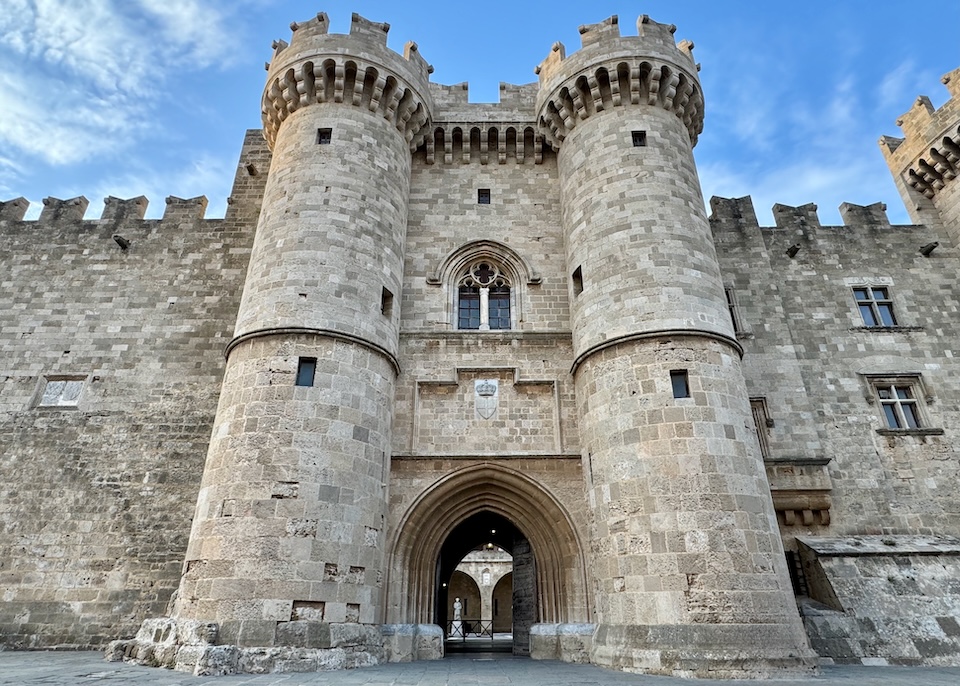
left=880, top=67, right=960, bottom=202
left=709, top=196, right=907, bottom=232
left=261, top=12, right=435, bottom=151
left=0, top=195, right=213, bottom=225
left=534, top=14, right=702, bottom=147
left=417, top=81, right=546, bottom=165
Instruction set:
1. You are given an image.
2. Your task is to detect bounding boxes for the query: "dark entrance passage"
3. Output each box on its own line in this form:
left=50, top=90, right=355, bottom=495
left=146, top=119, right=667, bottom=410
left=435, top=511, right=535, bottom=656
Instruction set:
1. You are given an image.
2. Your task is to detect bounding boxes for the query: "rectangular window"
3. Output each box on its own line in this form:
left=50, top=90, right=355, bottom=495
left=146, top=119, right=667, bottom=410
left=853, top=286, right=896, bottom=327
left=39, top=378, right=84, bottom=407
left=296, top=357, right=317, bottom=387
left=477, top=188, right=491, bottom=204
left=572, top=266, right=583, bottom=296
left=458, top=287, right=481, bottom=329
left=381, top=287, right=393, bottom=317
left=488, top=286, right=511, bottom=329
left=750, top=397, right=772, bottom=459
left=317, top=128, right=332, bottom=144
left=632, top=130, right=647, bottom=147
left=876, top=382, right=921, bottom=429
left=670, top=370, right=690, bottom=399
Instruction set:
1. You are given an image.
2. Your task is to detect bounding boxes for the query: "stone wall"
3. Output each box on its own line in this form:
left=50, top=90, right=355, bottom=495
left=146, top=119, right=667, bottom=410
left=711, top=197, right=960, bottom=546
left=798, top=536, right=960, bottom=664
left=0, top=132, right=266, bottom=650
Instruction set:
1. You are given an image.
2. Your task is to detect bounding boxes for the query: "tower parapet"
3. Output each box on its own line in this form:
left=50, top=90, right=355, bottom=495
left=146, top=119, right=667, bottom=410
left=261, top=12, right=434, bottom=150
left=535, top=15, right=703, bottom=148
left=880, top=67, right=960, bottom=231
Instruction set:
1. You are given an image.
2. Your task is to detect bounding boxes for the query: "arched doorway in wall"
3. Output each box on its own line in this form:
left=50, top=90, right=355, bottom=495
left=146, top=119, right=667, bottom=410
left=385, top=463, right=590, bottom=657
left=438, top=512, right=525, bottom=653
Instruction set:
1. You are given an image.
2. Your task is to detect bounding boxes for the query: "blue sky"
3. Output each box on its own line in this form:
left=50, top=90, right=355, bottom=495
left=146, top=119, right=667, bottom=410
left=1, top=1, right=958, bottom=225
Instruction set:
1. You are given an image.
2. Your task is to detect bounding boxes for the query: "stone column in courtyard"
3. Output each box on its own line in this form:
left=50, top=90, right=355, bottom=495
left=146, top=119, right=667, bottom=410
left=536, top=16, right=817, bottom=677
left=162, top=13, right=432, bottom=665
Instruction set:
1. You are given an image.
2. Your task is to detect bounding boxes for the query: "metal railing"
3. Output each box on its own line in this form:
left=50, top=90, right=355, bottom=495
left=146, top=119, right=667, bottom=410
left=446, top=618, right=495, bottom=640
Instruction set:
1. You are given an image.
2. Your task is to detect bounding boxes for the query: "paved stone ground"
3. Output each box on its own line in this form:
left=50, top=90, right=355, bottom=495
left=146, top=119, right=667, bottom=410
left=2, top=652, right=960, bottom=686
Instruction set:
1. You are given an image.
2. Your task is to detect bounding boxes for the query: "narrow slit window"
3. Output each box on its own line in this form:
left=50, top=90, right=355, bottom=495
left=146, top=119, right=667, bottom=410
left=381, top=287, right=394, bottom=317
left=317, top=128, right=332, bottom=145
left=572, top=266, right=583, bottom=296
left=296, top=357, right=317, bottom=387
left=725, top=287, right=742, bottom=334
left=632, top=130, right=647, bottom=147
left=477, top=188, right=491, bottom=204
left=670, top=370, right=690, bottom=399
left=750, top=397, right=772, bottom=459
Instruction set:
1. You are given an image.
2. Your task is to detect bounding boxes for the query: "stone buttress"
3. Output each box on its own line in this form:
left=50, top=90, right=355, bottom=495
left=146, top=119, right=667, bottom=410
left=536, top=16, right=816, bottom=677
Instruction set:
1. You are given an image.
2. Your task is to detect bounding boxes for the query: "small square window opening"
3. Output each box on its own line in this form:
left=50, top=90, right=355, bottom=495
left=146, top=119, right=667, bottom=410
left=296, top=358, right=317, bottom=387
left=632, top=130, right=647, bottom=147
left=670, top=370, right=690, bottom=399
left=853, top=286, right=896, bottom=327
left=317, top=128, right=332, bottom=145
left=478, top=189, right=491, bottom=205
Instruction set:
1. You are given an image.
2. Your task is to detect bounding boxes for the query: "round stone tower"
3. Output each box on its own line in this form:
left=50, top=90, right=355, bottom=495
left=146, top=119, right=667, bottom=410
left=173, top=13, right=432, bottom=649
left=536, top=16, right=815, bottom=677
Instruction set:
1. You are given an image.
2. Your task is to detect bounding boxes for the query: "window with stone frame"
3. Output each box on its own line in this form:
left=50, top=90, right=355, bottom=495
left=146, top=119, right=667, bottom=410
left=853, top=286, right=896, bottom=327
left=874, top=380, right=922, bottom=429
left=457, top=261, right=511, bottom=330
left=37, top=376, right=85, bottom=408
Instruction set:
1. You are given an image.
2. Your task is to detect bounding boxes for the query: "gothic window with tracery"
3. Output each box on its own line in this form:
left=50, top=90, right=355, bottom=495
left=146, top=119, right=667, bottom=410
left=457, top=261, right=511, bottom=330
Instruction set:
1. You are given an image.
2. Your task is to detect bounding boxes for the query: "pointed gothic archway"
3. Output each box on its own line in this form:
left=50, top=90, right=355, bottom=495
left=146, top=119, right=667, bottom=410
left=384, top=463, right=590, bottom=646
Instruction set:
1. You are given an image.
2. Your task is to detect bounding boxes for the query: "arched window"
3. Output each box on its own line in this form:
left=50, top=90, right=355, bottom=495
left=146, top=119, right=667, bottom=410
left=457, top=261, right=511, bottom=330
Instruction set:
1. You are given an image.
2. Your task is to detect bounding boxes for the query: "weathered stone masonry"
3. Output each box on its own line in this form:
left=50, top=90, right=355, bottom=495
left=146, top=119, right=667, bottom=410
left=1, top=9, right=960, bottom=679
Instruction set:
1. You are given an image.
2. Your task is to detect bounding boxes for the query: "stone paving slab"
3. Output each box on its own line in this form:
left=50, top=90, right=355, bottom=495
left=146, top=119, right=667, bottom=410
left=2, top=652, right=960, bottom=686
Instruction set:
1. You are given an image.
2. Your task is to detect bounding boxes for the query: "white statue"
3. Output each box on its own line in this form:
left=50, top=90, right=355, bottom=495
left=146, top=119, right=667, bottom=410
left=453, top=597, right=462, bottom=620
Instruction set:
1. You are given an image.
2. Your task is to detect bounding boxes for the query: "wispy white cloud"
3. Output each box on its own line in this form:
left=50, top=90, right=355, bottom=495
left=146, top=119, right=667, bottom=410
left=0, top=0, right=252, bottom=166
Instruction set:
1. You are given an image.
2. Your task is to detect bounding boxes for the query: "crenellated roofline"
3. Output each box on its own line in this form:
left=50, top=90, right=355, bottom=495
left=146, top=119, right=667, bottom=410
left=534, top=15, right=703, bottom=147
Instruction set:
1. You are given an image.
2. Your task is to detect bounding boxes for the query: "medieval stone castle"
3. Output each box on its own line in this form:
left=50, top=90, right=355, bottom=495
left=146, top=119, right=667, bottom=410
left=1, top=10, right=959, bottom=679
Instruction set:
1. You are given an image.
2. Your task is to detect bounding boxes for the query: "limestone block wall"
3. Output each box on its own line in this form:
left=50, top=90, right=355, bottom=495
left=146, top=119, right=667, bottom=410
left=402, top=148, right=566, bottom=333
left=711, top=199, right=960, bottom=543
left=0, top=184, right=260, bottom=647
left=798, top=536, right=960, bottom=664
left=393, top=335, right=579, bottom=457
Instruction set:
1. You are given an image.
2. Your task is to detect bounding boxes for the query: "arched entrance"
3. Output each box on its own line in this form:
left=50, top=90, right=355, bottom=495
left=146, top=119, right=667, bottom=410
left=385, top=463, right=590, bottom=655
